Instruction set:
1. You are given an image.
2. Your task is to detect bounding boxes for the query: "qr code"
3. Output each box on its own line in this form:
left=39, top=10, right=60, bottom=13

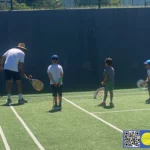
left=123, top=130, right=140, bottom=148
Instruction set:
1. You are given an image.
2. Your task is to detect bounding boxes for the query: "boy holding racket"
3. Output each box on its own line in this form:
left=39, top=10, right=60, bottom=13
left=98, top=58, right=115, bottom=107
left=144, top=60, right=150, bottom=103
left=47, top=55, right=64, bottom=111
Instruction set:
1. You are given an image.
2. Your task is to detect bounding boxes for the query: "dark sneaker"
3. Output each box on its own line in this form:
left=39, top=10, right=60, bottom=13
left=18, top=99, right=24, bottom=105
left=53, top=105, right=58, bottom=110
left=6, top=99, right=12, bottom=106
left=110, top=102, right=114, bottom=107
left=98, top=102, right=106, bottom=107
left=145, top=99, right=150, bottom=103
left=22, top=98, right=28, bottom=103
left=58, top=105, right=62, bottom=111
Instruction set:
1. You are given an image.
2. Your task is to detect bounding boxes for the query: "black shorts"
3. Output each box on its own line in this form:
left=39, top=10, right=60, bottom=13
left=51, top=85, right=63, bottom=97
left=4, top=69, right=21, bottom=81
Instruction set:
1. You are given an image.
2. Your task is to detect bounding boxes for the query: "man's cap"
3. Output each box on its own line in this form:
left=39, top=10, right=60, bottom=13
left=51, top=55, right=59, bottom=61
left=16, top=43, right=28, bottom=51
left=144, top=60, right=150, bottom=65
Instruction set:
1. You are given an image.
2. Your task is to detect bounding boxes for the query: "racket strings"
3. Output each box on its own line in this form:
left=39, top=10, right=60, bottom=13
left=32, top=80, right=44, bottom=91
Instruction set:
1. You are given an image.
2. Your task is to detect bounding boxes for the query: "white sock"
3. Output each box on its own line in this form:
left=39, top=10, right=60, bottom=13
left=18, top=94, right=22, bottom=100
left=8, top=93, right=11, bottom=99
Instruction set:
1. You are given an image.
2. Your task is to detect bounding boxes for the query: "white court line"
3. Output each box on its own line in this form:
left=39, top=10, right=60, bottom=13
left=0, top=126, right=11, bottom=150
left=62, top=97, right=123, bottom=133
left=92, top=108, right=150, bottom=114
left=10, top=106, right=45, bottom=150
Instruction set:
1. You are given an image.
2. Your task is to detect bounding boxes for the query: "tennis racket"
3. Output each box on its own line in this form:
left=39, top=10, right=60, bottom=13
left=94, top=87, right=104, bottom=99
left=137, top=79, right=147, bottom=91
left=26, top=75, right=44, bottom=91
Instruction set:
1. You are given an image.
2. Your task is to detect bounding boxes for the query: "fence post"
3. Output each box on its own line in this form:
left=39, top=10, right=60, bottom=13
left=98, top=0, right=101, bottom=9
left=10, top=0, right=13, bottom=10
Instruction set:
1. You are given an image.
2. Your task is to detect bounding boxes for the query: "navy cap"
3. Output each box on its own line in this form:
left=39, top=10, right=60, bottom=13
left=51, top=55, right=59, bottom=61
left=144, top=60, right=150, bottom=65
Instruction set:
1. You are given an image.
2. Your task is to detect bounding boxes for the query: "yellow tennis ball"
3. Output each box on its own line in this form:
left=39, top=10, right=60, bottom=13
left=141, top=132, right=150, bottom=146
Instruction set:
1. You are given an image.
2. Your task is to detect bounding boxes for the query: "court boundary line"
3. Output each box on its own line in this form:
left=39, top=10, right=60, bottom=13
left=0, top=91, right=147, bottom=101
left=92, top=108, right=150, bottom=114
left=0, top=126, right=11, bottom=150
left=62, top=97, right=123, bottom=133
left=10, top=106, right=45, bottom=150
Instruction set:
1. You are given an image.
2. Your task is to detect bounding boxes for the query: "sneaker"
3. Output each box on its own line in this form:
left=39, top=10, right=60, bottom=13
left=98, top=102, right=106, bottom=107
left=22, top=98, right=28, bottom=103
left=6, top=99, right=12, bottom=106
left=110, top=102, right=114, bottom=107
left=18, top=99, right=24, bottom=105
left=145, top=99, right=150, bottom=103
left=58, top=105, right=62, bottom=111
left=52, top=105, right=58, bottom=110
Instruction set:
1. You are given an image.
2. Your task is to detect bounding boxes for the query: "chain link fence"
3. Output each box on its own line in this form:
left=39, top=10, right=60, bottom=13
left=0, top=0, right=150, bottom=10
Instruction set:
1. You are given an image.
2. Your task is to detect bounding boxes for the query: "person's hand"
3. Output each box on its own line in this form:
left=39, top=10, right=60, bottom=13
left=23, top=74, right=28, bottom=79
left=0, top=66, right=3, bottom=72
left=101, top=81, right=105, bottom=85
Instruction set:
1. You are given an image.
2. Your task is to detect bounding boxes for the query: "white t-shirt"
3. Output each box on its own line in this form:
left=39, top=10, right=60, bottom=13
left=147, top=69, right=150, bottom=77
left=47, top=64, right=63, bottom=85
left=3, top=48, right=25, bottom=72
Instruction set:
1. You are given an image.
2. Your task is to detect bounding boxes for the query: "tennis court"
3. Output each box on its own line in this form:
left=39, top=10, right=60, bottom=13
left=0, top=88, right=149, bottom=150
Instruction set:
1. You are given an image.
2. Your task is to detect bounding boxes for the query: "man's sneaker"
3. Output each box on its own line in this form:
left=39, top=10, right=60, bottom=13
left=22, top=98, right=28, bottom=103
left=18, top=99, right=24, bottom=105
left=6, top=99, right=12, bottom=106
left=98, top=102, right=106, bottom=107
left=145, top=99, right=150, bottom=103
left=110, top=102, right=114, bottom=107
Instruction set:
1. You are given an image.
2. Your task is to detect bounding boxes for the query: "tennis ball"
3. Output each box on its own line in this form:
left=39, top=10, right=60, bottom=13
left=141, top=132, right=150, bottom=146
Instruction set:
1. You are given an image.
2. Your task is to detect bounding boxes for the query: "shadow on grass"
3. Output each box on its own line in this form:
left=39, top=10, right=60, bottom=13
left=104, top=106, right=114, bottom=109
left=48, top=109, right=62, bottom=113
left=1, top=102, right=28, bottom=107
left=96, top=105, right=114, bottom=109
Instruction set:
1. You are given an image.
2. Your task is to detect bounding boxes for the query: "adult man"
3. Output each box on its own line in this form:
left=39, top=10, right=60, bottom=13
left=0, top=43, right=28, bottom=105
left=47, top=55, right=64, bottom=111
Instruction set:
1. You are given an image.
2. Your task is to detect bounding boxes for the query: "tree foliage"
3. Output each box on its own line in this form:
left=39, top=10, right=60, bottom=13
left=0, top=0, right=120, bottom=10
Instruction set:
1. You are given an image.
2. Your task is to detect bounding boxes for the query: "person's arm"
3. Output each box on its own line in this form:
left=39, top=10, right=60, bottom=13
left=145, top=70, right=150, bottom=84
left=0, top=51, right=8, bottom=66
left=101, top=69, right=107, bottom=85
left=58, top=66, right=64, bottom=84
left=48, top=72, right=56, bottom=84
left=0, top=55, right=6, bottom=66
left=19, top=62, right=26, bottom=78
left=19, top=53, right=26, bottom=78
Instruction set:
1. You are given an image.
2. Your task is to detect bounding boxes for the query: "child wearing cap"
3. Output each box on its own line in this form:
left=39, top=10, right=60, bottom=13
left=47, top=55, right=64, bottom=111
left=144, top=60, right=150, bottom=103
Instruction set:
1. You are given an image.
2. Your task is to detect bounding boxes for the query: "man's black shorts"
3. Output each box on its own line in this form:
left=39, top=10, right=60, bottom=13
left=51, top=84, right=63, bottom=97
left=4, top=69, right=21, bottom=81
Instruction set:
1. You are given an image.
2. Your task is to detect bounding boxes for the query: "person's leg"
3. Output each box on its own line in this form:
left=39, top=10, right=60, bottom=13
left=51, top=85, right=57, bottom=108
left=16, top=80, right=22, bottom=98
left=4, top=70, right=13, bottom=105
left=6, top=80, right=13, bottom=104
left=109, top=90, right=113, bottom=102
left=58, top=85, right=63, bottom=108
left=98, top=89, right=108, bottom=106
left=145, top=86, right=150, bottom=103
left=109, top=90, right=114, bottom=107
left=15, top=72, right=27, bottom=104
